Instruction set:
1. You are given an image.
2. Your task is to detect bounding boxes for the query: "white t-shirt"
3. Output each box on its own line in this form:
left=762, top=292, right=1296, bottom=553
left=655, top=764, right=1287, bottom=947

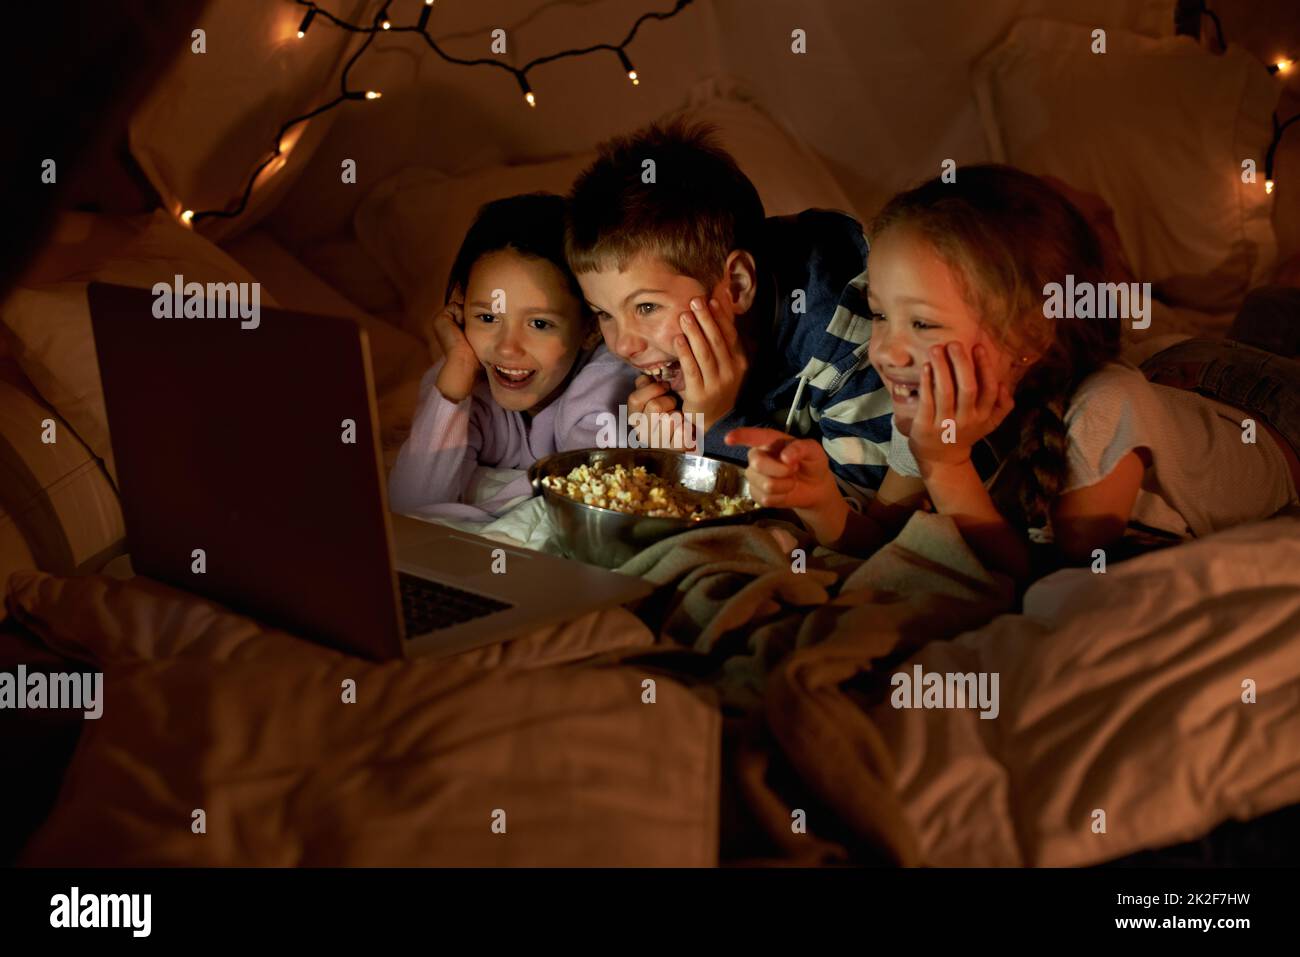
left=886, top=360, right=1298, bottom=539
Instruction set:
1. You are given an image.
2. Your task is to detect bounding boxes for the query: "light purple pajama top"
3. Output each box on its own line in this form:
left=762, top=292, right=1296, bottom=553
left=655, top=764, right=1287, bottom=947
left=387, top=344, right=637, bottom=522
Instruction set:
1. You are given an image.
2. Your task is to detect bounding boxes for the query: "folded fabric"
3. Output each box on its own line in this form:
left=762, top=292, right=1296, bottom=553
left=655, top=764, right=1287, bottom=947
left=5, top=570, right=714, bottom=866
left=616, top=509, right=1016, bottom=865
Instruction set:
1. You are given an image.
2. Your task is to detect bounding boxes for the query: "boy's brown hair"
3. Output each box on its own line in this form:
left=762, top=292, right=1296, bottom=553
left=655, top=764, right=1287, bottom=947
left=565, top=116, right=766, bottom=288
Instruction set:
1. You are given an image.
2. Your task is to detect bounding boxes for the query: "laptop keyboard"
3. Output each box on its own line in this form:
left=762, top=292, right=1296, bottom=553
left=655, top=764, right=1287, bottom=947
left=398, top=572, right=512, bottom=636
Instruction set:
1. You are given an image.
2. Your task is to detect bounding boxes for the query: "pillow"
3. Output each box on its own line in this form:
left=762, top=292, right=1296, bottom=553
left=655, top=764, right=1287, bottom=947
left=355, top=96, right=861, bottom=332
left=0, top=210, right=269, bottom=485
left=127, top=0, right=371, bottom=243
left=974, top=20, right=1278, bottom=312
left=0, top=363, right=124, bottom=620
left=7, top=570, right=717, bottom=866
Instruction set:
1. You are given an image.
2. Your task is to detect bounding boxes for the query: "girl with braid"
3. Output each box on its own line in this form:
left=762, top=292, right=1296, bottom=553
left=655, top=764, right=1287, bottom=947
left=728, top=165, right=1300, bottom=585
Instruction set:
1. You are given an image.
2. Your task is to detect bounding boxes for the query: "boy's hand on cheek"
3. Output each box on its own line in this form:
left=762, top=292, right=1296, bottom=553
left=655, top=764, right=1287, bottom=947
left=677, top=297, right=747, bottom=437
left=427, top=301, right=480, bottom=403
left=908, top=341, right=1014, bottom=474
left=628, top=374, right=676, bottom=448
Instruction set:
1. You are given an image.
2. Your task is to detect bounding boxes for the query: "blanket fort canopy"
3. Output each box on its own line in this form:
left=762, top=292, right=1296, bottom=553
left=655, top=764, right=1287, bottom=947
left=187, top=0, right=697, bottom=226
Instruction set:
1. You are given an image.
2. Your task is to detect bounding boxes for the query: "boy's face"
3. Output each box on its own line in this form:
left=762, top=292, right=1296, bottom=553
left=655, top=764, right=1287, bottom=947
left=462, top=250, right=587, bottom=414
left=865, top=225, right=1024, bottom=437
left=577, top=252, right=733, bottom=395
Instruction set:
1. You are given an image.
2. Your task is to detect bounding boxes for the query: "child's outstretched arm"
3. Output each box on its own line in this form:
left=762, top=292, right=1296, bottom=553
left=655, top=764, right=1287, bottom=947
left=725, top=427, right=924, bottom=554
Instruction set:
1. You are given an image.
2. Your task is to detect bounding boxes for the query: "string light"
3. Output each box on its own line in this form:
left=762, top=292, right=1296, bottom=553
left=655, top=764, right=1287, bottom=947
left=1262, top=57, right=1297, bottom=193
left=187, top=0, right=695, bottom=224
left=517, top=73, right=536, bottom=108
left=617, top=49, right=640, bottom=85
left=1193, top=10, right=1297, bottom=194
left=1264, top=111, right=1300, bottom=195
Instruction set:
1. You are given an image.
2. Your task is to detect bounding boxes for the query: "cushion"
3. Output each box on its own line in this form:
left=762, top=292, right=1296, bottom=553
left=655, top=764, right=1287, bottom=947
left=1, top=211, right=267, bottom=485
left=6, top=569, right=718, bottom=866
left=974, top=19, right=1278, bottom=312
left=354, top=95, right=862, bottom=332
left=0, top=361, right=125, bottom=621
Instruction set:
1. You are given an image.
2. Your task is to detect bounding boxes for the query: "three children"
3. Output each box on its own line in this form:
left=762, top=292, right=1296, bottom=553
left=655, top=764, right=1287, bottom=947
left=391, top=126, right=1300, bottom=584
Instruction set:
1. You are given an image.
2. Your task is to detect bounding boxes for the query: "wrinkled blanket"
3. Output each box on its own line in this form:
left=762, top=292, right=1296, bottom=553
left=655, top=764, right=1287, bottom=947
left=607, top=510, right=1300, bottom=867
left=5, top=573, right=716, bottom=866
left=608, top=510, right=1016, bottom=864
left=12, top=493, right=1299, bottom=867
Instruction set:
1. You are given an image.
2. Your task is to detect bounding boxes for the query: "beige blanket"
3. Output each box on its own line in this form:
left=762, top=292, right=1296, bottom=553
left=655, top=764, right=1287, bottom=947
left=6, top=572, right=718, bottom=866
left=615, top=511, right=1300, bottom=866
left=10, top=509, right=1297, bottom=867
left=616, top=511, right=1016, bottom=864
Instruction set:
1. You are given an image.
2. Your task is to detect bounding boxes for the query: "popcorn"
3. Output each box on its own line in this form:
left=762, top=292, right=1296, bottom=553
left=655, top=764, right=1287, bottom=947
left=541, top=463, right=756, bottom=520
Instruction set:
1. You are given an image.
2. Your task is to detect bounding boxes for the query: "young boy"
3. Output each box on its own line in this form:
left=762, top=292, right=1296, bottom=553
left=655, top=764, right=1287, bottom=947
left=565, top=117, right=891, bottom=494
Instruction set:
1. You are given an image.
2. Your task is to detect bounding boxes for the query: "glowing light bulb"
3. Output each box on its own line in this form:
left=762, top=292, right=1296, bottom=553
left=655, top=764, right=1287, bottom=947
left=297, top=8, right=315, bottom=39
left=617, top=49, right=640, bottom=87
left=180, top=209, right=195, bottom=226
left=1265, top=179, right=1275, bottom=194
left=1277, top=59, right=1293, bottom=73
left=365, top=90, right=382, bottom=100
left=516, top=73, right=536, bottom=108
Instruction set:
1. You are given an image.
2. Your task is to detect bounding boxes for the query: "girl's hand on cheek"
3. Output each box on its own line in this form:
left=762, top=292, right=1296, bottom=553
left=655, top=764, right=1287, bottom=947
left=907, top=341, right=1014, bottom=472
left=428, top=301, right=481, bottom=402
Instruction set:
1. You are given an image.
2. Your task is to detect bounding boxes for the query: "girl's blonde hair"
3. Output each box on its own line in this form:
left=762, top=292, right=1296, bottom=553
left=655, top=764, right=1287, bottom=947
left=870, top=164, right=1122, bottom=527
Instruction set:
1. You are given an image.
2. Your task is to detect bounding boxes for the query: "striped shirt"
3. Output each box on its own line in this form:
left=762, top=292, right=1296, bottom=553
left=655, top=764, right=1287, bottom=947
left=703, top=209, right=893, bottom=493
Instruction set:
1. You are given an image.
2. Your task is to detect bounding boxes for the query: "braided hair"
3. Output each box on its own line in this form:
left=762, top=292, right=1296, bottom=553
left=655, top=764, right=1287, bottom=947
left=869, top=164, right=1122, bottom=529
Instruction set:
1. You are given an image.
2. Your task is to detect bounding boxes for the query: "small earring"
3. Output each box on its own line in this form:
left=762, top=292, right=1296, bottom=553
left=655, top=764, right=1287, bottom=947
left=1018, top=356, right=1030, bottom=364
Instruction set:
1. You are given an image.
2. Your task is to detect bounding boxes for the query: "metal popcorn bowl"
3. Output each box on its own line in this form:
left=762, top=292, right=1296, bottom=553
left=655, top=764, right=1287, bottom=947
left=528, top=448, right=770, bottom=568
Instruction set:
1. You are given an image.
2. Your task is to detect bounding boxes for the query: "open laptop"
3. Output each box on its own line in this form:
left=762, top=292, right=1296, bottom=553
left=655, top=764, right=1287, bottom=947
left=87, top=281, right=650, bottom=660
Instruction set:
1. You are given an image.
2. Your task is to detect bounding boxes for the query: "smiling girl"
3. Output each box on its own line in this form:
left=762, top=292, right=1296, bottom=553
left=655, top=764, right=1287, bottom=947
left=729, top=165, right=1300, bottom=584
left=388, top=193, right=636, bottom=520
